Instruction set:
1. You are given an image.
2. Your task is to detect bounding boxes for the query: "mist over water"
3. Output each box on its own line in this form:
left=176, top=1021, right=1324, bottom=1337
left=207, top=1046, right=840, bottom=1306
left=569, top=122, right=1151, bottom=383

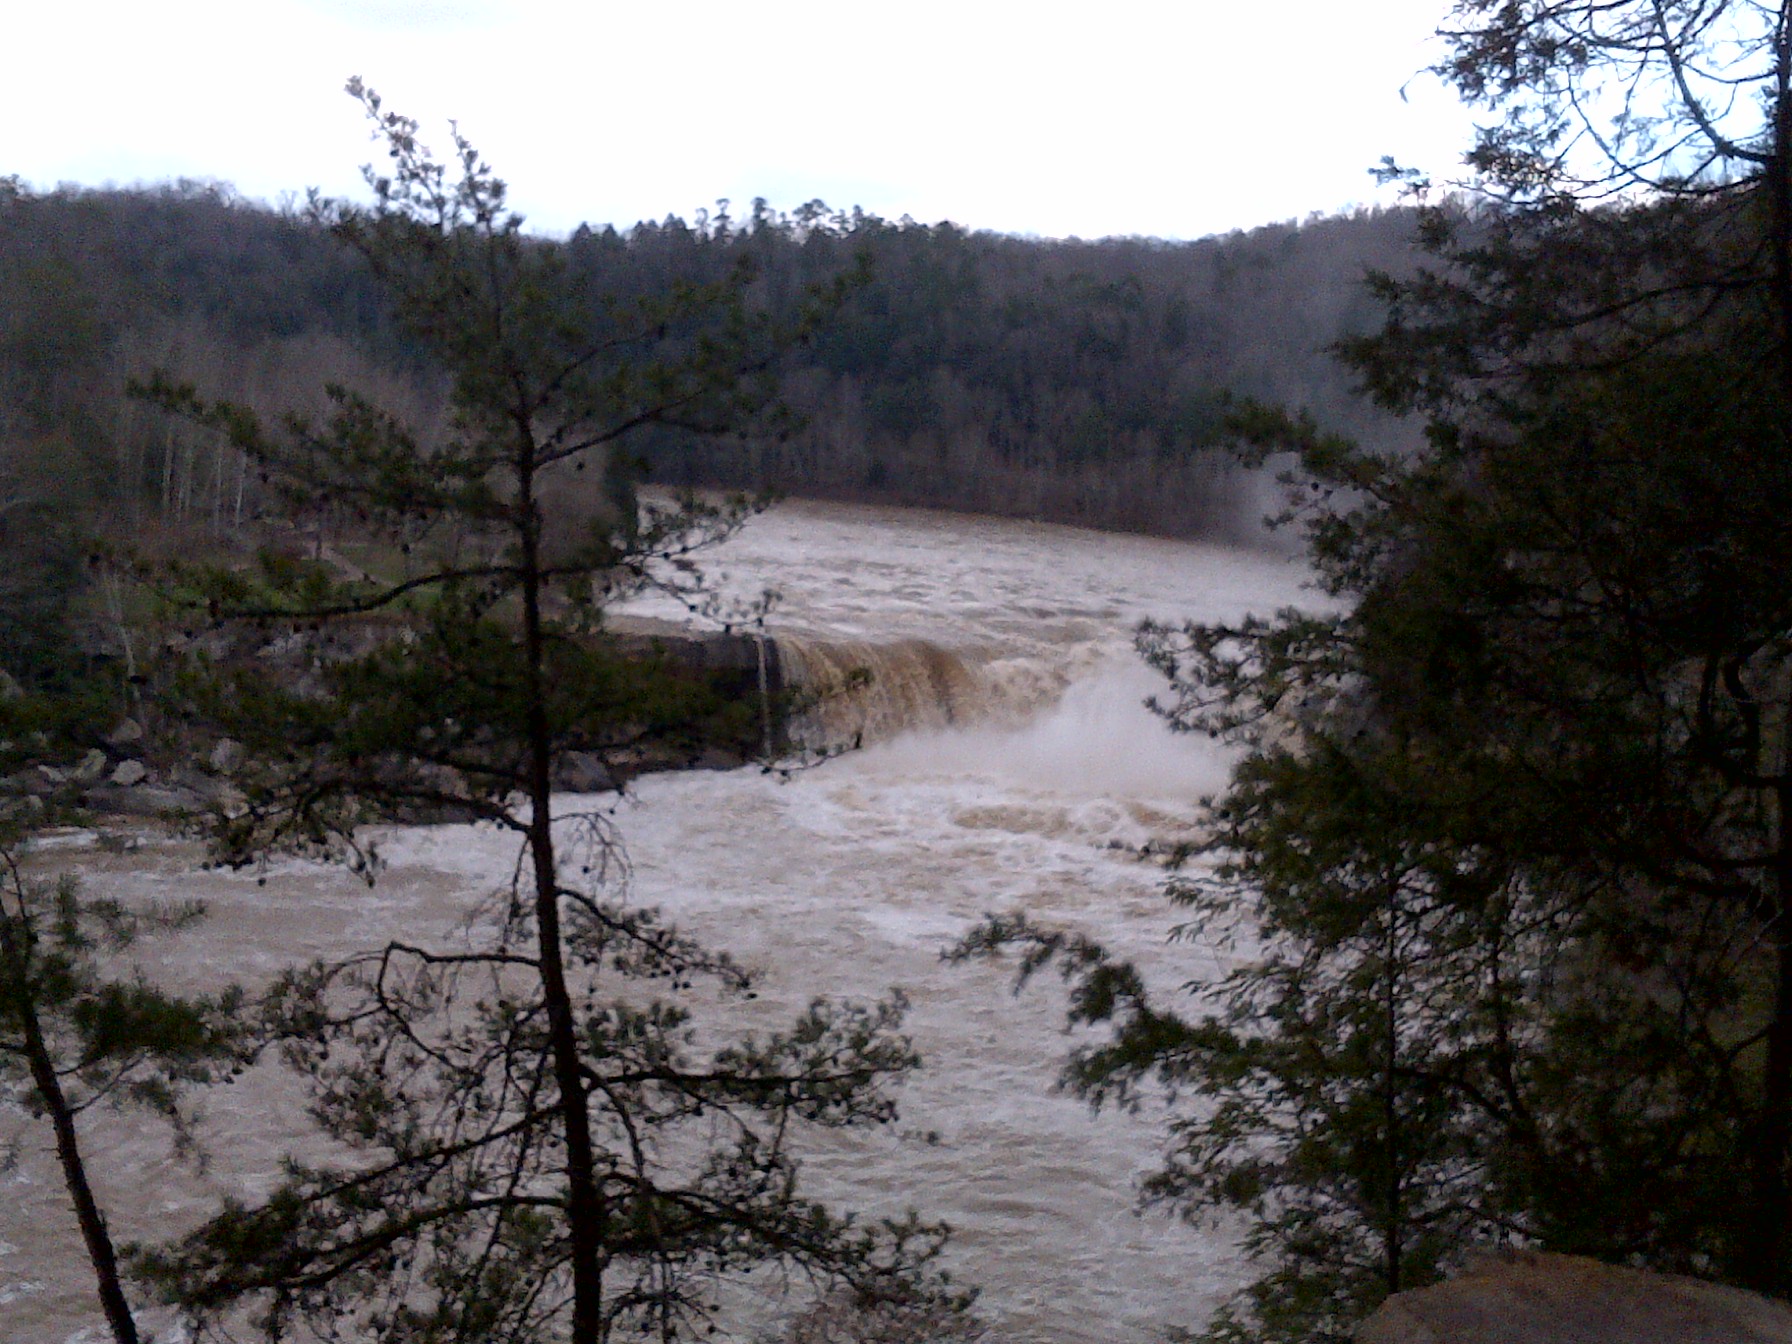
left=3, top=500, right=1309, bottom=1344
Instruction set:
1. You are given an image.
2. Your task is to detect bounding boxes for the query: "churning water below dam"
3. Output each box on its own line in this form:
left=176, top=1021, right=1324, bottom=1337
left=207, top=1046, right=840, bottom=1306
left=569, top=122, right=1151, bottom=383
left=3, top=499, right=1312, bottom=1344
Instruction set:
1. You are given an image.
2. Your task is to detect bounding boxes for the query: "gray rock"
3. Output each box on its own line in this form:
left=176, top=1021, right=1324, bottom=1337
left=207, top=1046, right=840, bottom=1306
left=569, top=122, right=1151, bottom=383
left=555, top=751, right=616, bottom=793
left=3, top=771, right=41, bottom=798
left=71, top=749, right=108, bottom=784
left=106, top=718, right=145, bottom=746
left=1356, top=1250, right=1792, bottom=1344
left=84, top=783, right=199, bottom=818
left=109, top=759, right=148, bottom=787
left=209, top=738, right=243, bottom=773
left=179, top=771, right=244, bottom=808
left=690, top=745, right=747, bottom=772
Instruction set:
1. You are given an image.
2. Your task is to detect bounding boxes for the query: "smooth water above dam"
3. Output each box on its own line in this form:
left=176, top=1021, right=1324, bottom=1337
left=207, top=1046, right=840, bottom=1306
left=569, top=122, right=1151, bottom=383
left=2, top=499, right=1311, bottom=1343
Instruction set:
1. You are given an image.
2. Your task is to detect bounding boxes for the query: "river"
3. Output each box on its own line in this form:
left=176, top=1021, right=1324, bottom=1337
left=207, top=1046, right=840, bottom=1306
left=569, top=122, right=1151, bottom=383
left=2, top=498, right=1310, bottom=1344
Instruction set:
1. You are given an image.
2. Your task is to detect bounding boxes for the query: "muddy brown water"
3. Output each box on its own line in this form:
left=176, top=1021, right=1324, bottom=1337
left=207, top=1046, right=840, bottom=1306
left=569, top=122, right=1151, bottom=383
left=3, top=500, right=1310, bottom=1343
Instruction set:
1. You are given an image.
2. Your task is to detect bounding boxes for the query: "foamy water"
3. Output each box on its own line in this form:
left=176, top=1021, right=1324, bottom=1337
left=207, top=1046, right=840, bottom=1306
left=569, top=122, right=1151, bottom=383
left=3, top=500, right=1309, bottom=1344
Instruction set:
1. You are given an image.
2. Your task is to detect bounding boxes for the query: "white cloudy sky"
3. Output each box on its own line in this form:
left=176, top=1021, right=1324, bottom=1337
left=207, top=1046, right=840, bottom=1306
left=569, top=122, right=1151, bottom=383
left=6, top=0, right=1477, bottom=240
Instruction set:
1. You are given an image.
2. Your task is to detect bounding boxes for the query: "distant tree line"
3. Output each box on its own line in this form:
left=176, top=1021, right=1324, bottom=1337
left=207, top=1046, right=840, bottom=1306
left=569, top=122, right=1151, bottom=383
left=0, top=175, right=1421, bottom=583
left=606, top=202, right=1422, bottom=537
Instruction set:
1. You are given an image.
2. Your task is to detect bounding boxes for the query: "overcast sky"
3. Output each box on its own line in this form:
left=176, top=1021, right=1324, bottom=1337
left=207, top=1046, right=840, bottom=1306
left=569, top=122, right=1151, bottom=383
left=6, top=0, right=1477, bottom=241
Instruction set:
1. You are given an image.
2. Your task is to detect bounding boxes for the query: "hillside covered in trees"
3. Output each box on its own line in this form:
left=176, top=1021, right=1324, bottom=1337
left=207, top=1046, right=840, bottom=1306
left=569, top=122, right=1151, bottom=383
left=0, top=176, right=1419, bottom=559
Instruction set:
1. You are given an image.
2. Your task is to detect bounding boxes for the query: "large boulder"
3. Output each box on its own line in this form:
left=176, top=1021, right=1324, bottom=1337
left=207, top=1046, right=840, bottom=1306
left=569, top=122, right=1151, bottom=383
left=1357, top=1251, right=1792, bottom=1344
left=70, top=748, right=108, bottom=784
left=105, top=717, right=145, bottom=747
left=82, top=782, right=200, bottom=818
left=555, top=751, right=617, bottom=794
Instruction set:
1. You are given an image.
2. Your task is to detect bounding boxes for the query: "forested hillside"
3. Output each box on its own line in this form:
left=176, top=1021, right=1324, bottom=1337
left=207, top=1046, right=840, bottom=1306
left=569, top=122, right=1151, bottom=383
left=0, top=178, right=1418, bottom=562
left=634, top=203, right=1422, bottom=534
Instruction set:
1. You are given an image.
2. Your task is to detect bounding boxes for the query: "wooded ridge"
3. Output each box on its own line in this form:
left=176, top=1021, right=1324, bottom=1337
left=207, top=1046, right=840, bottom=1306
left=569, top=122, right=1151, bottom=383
left=0, top=176, right=1420, bottom=549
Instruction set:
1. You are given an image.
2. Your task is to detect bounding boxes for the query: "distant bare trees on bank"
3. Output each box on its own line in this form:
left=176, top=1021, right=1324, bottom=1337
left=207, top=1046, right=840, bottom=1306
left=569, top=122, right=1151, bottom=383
left=1, top=178, right=1419, bottom=548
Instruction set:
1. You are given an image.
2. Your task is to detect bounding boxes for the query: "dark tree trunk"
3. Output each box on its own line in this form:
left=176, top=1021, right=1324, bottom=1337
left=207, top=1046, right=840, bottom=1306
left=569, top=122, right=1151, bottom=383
left=1774, top=13, right=1792, bottom=410
left=1744, top=35, right=1792, bottom=1298
left=1, top=919, right=140, bottom=1344
left=1381, top=878, right=1404, bottom=1298
left=1743, top=909, right=1792, bottom=1291
left=1742, top=772, right=1792, bottom=1293
left=519, top=449, right=608, bottom=1344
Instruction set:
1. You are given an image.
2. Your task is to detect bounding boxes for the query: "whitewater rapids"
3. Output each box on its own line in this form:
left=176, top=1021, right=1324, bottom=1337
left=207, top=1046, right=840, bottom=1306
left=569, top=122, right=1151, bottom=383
left=2, top=499, right=1310, bottom=1343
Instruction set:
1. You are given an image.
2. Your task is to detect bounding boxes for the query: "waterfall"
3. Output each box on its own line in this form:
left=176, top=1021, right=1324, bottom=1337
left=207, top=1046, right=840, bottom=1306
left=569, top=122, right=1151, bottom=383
left=774, top=634, right=1070, bottom=747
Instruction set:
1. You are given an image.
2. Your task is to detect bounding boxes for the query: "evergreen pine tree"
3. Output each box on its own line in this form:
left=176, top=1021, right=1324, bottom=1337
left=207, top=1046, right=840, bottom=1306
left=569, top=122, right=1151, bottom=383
left=132, top=84, right=951, bottom=1344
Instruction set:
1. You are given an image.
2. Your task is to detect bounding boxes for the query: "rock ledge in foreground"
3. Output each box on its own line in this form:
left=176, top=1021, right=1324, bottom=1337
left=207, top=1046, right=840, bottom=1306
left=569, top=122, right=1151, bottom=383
left=1357, top=1250, right=1792, bottom=1344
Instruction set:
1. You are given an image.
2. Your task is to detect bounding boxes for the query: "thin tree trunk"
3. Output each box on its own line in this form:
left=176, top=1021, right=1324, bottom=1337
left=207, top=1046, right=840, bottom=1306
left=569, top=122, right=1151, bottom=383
left=1774, top=6, right=1792, bottom=411
left=159, top=427, right=175, bottom=518
left=211, top=440, right=225, bottom=533
left=1382, top=876, right=1404, bottom=1297
left=518, top=441, right=608, bottom=1344
left=1742, top=25, right=1792, bottom=1296
left=102, top=573, right=141, bottom=713
left=178, top=437, right=194, bottom=520
left=1744, top=864, right=1792, bottom=1293
left=0, top=907, right=140, bottom=1344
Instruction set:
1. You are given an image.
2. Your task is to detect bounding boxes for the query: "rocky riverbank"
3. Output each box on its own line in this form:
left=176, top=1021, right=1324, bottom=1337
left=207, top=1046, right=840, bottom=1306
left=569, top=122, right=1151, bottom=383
left=2, top=622, right=787, bottom=828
